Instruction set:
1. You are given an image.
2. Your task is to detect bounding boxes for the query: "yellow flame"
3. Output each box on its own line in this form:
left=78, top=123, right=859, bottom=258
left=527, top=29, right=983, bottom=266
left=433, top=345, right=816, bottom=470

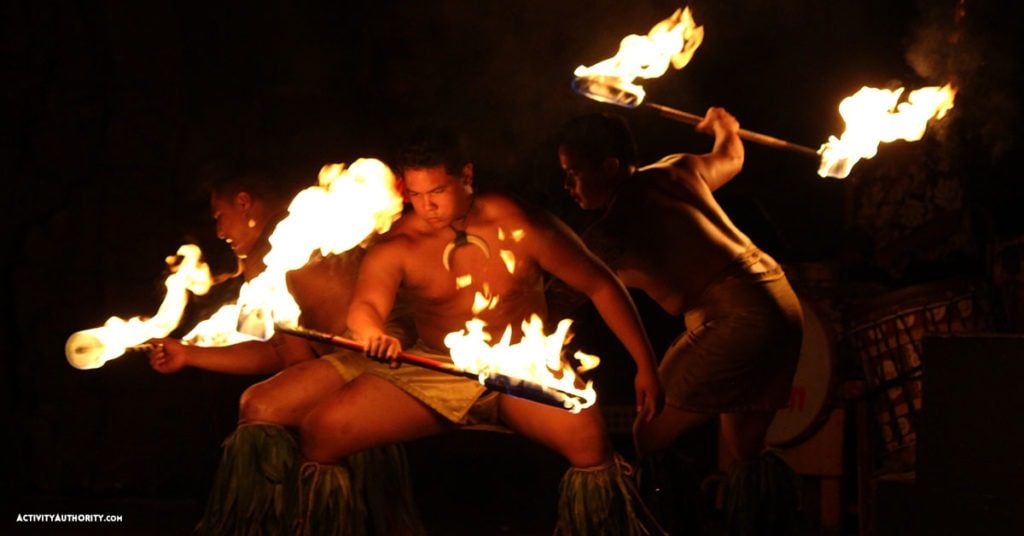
left=573, top=7, right=703, bottom=107
left=455, top=274, right=473, bottom=289
left=444, top=315, right=598, bottom=413
left=818, top=83, right=956, bottom=179
left=185, top=158, right=405, bottom=345
left=511, top=229, right=525, bottom=242
left=65, top=244, right=212, bottom=369
left=499, top=249, right=517, bottom=275
left=574, top=351, right=601, bottom=373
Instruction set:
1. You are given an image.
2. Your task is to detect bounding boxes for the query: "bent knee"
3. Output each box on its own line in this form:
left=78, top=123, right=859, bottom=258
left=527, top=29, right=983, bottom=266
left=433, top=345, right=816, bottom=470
left=238, top=384, right=287, bottom=424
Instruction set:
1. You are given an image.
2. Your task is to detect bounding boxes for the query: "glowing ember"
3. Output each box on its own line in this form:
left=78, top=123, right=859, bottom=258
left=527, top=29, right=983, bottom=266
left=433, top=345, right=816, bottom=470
left=471, top=285, right=500, bottom=315
left=455, top=274, right=473, bottom=289
left=818, top=83, right=956, bottom=179
left=573, top=7, right=703, bottom=108
left=499, top=249, right=517, bottom=274
left=444, top=315, right=599, bottom=413
left=186, top=158, right=405, bottom=344
left=65, top=244, right=212, bottom=369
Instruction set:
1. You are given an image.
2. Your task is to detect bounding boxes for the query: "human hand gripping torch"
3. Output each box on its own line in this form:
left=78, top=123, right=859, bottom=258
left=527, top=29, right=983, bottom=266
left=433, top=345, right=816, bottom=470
left=572, top=7, right=818, bottom=157
left=573, top=7, right=958, bottom=177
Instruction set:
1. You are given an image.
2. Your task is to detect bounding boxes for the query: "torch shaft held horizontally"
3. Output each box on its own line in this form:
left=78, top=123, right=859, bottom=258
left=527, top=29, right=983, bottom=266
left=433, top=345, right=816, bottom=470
left=644, top=102, right=820, bottom=157
left=274, top=324, right=475, bottom=379
left=274, top=324, right=588, bottom=410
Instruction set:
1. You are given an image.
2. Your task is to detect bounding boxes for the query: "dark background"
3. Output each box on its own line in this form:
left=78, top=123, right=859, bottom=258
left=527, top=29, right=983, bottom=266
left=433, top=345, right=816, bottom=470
left=3, top=0, right=1021, bottom=533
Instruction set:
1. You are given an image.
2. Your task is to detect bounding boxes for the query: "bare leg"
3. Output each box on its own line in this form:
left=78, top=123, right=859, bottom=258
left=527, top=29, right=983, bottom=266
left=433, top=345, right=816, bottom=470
left=634, top=405, right=716, bottom=457
left=238, top=359, right=347, bottom=427
left=299, top=374, right=452, bottom=462
left=498, top=395, right=611, bottom=467
left=719, top=411, right=775, bottom=463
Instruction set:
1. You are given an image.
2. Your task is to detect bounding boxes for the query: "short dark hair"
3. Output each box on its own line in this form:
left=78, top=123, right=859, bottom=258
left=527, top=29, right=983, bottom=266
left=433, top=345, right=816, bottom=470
left=201, top=159, right=302, bottom=208
left=558, top=113, right=637, bottom=167
left=394, top=124, right=470, bottom=177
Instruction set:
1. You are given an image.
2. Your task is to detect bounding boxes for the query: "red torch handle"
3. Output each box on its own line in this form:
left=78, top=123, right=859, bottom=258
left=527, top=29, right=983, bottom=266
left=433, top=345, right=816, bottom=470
left=274, top=324, right=478, bottom=379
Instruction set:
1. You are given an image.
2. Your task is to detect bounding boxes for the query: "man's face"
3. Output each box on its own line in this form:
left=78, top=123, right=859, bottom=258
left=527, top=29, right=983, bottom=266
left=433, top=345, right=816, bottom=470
left=403, top=164, right=472, bottom=230
left=210, top=191, right=260, bottom=258
left=558, top=145, right=613, bottom=210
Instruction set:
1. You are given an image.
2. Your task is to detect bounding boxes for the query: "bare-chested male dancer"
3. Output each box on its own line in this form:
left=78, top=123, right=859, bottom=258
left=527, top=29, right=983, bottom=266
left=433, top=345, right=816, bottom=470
left=299, top=126, right=665, bottom=534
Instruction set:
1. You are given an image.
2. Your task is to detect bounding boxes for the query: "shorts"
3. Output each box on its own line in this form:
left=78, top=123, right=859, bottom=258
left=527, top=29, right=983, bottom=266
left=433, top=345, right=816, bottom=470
left=323, top=342, right=501, bottom=426
left=661, top=247, right=803, bottom=413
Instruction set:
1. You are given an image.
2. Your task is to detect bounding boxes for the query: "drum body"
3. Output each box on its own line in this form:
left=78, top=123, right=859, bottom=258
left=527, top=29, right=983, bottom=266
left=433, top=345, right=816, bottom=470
left=767, top=298, right=838, bottom=447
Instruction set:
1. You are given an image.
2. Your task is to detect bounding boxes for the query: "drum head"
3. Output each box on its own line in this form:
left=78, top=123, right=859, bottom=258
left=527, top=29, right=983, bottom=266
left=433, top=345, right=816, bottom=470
left=766, top=298, right=837, bottom=447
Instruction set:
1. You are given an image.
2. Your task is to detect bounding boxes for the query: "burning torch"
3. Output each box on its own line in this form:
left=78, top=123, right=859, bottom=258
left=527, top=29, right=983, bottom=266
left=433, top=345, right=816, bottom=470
left=572, top=7, right=818, bottom=157
left=275, top=324, right=592, bottom=413
left=65, top=244, right=213, bottom=370
left=572, top=7, right=957, bottom=177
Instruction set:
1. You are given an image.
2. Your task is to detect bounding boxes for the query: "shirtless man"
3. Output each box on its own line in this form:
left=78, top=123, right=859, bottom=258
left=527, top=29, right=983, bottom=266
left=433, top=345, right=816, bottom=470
left=148, top=169, right=419, bottom=535
left=299, top=126, right=664, bottom=534
left=558, top=108, right=803, bottom=531
left=148, top=169, right=371, bottom=426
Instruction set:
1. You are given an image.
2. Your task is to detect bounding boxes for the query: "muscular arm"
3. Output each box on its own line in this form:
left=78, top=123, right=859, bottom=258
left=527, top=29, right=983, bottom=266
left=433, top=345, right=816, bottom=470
left=149, top=334, right=316, bottom=375
left=346, top=240, right=404, bottom=341
left=523, top=209, right=663, bottom=419
left=664, top=107, right=744, bottom=192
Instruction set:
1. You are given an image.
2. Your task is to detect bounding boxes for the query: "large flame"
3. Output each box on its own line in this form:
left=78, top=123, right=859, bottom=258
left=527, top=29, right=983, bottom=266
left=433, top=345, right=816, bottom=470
left=572, top=7, right=704, bottom=108
left=444, top=315, right=599, bottom=413
left=818, top=83, right=956, bottom=179
left=185, top=158, right=405, bottom=345
left=65, top=244, right=212, bottom=369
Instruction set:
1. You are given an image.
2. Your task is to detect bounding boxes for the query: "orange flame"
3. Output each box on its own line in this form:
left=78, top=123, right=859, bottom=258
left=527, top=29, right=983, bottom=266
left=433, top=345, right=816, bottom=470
left=444, top=315, right=599, bottom=413
left=573, top=7, right=704, bottom=107
left=818, top=83, right=956, bottom=179
left=65, top=244, right=212, bottom=369
left=185, top=158, right=405, bottom=345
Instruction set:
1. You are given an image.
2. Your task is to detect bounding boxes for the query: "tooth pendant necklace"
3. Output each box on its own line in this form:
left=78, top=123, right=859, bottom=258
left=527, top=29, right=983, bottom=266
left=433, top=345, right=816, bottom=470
left=441, top=196, right=490, bottom=271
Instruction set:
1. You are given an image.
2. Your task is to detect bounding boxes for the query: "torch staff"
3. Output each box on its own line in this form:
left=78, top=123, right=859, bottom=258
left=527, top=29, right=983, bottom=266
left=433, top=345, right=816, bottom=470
left=274, top=324, right=588, bottom=411
left=643, top=102, right=820, bottom=157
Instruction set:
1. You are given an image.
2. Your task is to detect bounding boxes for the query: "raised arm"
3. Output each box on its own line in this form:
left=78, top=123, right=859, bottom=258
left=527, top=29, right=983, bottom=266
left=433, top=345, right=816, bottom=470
left=523, top=209, right=663, bottom=421
left=661, top=107, right=744, bottom=192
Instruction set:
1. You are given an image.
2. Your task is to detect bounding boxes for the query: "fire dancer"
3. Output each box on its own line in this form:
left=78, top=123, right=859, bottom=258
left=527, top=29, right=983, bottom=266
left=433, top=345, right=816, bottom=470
left=297, top=126, right=665, bottom=534
left=148, top=167, right=421, bottom=535
left=557, top=108, right=803, bottom=532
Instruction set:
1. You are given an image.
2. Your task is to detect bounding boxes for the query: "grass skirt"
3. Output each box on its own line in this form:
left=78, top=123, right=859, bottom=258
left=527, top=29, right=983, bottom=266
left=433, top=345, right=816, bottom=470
left=298, top=445, right=424, bottom=536
left=723, top=450, right=800, bottom=536
left=555, top=455, right=667, bottom=536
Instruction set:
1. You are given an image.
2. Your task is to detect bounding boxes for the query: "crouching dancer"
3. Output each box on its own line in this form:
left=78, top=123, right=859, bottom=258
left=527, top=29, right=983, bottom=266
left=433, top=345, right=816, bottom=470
left=149, top=168, right=422, bottom=535
left=297, top=126, right=667, bottom=535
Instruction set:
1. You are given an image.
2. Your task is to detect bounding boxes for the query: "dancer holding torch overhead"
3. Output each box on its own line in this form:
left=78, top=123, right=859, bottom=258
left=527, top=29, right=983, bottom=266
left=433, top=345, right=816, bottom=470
left=557, top=108, right=803, bottom=533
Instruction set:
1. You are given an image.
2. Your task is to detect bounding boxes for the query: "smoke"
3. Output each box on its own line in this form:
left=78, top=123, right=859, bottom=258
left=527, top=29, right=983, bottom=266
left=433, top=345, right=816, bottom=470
left=906, top=0, right=1020, bottom=160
